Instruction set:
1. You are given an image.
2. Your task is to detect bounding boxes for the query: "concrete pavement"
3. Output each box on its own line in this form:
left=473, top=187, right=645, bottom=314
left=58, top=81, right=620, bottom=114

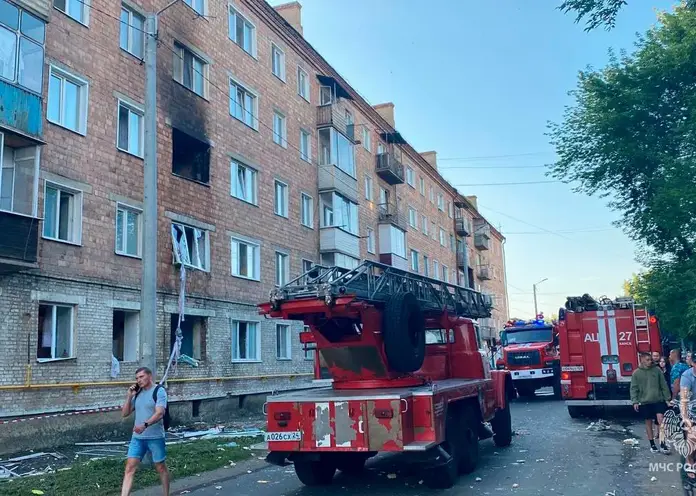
left=136, top=389, right=686, bottom=495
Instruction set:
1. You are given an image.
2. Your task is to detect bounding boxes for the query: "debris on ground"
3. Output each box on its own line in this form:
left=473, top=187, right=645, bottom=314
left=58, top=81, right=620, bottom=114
left=512, top=483, right=519, bottom=488
left=651, top=476, right=658, bottom=482
left=587, top=419, right=611, bottom=431
left=475, top=477, right=482, bottom=481
left=623, top=438, right=640, bottom=446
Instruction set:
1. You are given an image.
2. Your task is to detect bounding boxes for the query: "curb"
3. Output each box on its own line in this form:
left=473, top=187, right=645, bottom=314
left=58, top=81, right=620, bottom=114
left=131, top=457, right=271, bottom=495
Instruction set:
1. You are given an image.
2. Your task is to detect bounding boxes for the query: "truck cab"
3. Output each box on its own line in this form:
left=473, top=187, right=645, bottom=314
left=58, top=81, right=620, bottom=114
left=498, top=318, right=561, bottom=398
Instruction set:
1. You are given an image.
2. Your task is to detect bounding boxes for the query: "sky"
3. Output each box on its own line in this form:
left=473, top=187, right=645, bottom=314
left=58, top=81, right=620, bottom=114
left=268, top=0, right=679, bottom=320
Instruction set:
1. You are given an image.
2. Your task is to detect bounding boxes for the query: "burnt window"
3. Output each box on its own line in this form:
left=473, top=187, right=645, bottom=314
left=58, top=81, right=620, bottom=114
left=172, top=128, right=210, bottom=184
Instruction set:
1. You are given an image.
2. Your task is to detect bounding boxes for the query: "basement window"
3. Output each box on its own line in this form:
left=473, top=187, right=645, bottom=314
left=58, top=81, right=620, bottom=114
left=37, top=303, right=75, bottom=360
left=171, top=128, right=210, bottom=184
left=112, top=310, right=139, bottom=362
left=171, top=314, right=206, bottom=361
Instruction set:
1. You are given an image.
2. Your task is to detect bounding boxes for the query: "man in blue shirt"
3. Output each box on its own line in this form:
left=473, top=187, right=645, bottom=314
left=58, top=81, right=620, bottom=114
left=670, top=349, right=689, bottom=399
left=120, top=367, right=169, bottom=496
left=678, top=362, right=696, bottom=480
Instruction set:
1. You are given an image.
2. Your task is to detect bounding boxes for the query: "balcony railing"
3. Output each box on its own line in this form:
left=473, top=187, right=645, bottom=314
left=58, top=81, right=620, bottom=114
left=0, top=211, right=39, bottom=272
left=378, top=202, right=408, bottom=231
left=316, top=104, right=355, bottom=141
left=474, top=233, right=490, bottom=250
left=456, top=250, right=467, bottom=269
left=455, top=216, right=470, bottom=237
left=375, top=153, right=405, bottom=185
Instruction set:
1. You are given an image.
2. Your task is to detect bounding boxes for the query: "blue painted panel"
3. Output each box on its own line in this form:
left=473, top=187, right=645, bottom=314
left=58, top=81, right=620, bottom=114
left=0, top=80, right=43, bottom=138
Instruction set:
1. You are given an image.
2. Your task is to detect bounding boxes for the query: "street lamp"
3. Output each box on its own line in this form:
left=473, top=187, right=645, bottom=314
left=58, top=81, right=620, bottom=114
left=533, top=278, right=548, bottom=317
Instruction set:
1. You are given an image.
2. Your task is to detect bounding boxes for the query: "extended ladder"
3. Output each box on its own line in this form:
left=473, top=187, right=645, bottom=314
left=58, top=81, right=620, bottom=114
left=633, top=304, right=651, bottom=345
left=268, top=260, right=493, bottom=320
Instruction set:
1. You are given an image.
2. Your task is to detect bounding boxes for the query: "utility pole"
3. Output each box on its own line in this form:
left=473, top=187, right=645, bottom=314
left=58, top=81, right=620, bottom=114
left=533, top=277, right=547, bottom=317
left=140, top=12, right=158, bottom=376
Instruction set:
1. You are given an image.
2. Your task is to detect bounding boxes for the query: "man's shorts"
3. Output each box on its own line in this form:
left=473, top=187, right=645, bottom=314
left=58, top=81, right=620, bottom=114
left=638, top=401, right=668, bottom=420
left=127, top=437, right=166, bottom=463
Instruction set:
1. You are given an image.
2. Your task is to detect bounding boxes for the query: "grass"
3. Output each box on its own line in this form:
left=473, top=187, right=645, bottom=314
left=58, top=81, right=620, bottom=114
left=0, top=437, right=261, bottom=496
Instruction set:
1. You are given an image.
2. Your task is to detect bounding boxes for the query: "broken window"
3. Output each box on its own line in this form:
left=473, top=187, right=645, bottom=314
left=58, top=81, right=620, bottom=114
left=171, top=222, right=208, bottom=270
left=112, top=310, right=139, bottom=361
left=171, top=314, right=206, bottom=361
left=37, top=303, right=74, bottom=360
left=171, top=128, right=210, bottom=184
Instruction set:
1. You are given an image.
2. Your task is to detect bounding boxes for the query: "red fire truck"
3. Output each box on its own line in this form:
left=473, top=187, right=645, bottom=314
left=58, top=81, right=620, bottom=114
left=497, top=316, right=562, bottom=398
left=253, top=261, right=514, bottom=489
left=558, top=295, right=662, bottom=418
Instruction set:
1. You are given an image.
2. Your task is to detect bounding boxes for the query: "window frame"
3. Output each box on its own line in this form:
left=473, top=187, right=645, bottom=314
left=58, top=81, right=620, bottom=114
left=271, top=42, right=286, bottom=82
left=297, top=66, right=310, bottom=102
left=364, top=175, right=373, bottom=201
left=276, top=323, right=292, bottom=360
left=0, top=3, right=45, bottom=94
left=366, top=227, right=375, bottom=254
left=406, top=167, right=415, bottom=187
left=274, top=179, right=289, bottom=218
left=119, top=3, right=144, bottom=59
left=229, top=76, right=259, bottom=130
left=183, top=0, right=206, bottom=16
left=171, top=222, right=210, bottom=272
left=115, top=202, right=142, bottom=258
left=273, top=110, right=287, bottom=148
left=116, top=99, right=144, bottom=158
left=299, top=128, right=311, bottom=162
left=53, top=0, right=90, bottom=26
left=172, top=42, right=208, bottom=99
left=408, top=206, right=417, bottom=228
left=230, top=159, right=258, bottom=205
left=362, top=126, right=371, bottom=152
left=37, top=302, right=75, bottom=362
left=47, top=65, right=89, bottom=135
left=275, top=250, right=289, bottom=287
left=300, top=192, right=314, bottom=228
left=228, top=4, right=257, bottom=57
left=410, top=249, right=419, bottom=272
left=42, top=180, right=83, bottom=245
left=230, top=235, right=261, bottom=281
left=231, top=319, right=261, bottom=362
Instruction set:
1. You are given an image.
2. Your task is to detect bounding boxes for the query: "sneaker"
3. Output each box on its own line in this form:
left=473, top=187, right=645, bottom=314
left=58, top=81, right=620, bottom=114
left=650, top=444, right=659, bottom=453
left=661, top=443, right=670, bottom=454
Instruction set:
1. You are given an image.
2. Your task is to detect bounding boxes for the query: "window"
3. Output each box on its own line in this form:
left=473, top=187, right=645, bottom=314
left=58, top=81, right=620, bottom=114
left=229, top=5, right=255, bottom=56
left=362, top=127, right=371, bottom=151
left=173, top=43, right=206, bottom=97
left=390, top=225, right=406, bottom=258
left=230, top=160, right=257, bottom=205
left=433, top=260, right=440, bottom=280
left=302, top=259, right=314, bottom=273
left=319, top=85, right=333, bottom=105
left=303, top=325, right=315, bottom=360
left=429, top=186, right=434, bottom=203
left=439, top=227, right=446, bottom=246
left=423, top=255, right=429, bottom=277
left=437, top=193, right=444, bottom=211
left=232, top=320, right=259, bottom=361
left=273, top=111, right=287, bottom=147
left=377, top=143, right=385, bottom=155
left=53, top=0, right=88, bottom=25
left=367, top=227, right=375, bottom=253
left=442, top=265, right=449, bottom=283
left=171, top=222, right=209, bottom=270
left=0, top=140, right=39, bottom=216
left=410, top=249, right=419, bottom=272
left=271, top=43, right=285, bottom=81
left=0, top=1, right=44, bottom=93
left=406, top=167, right=415, bottom=187
left=408, top=207, right=417, bottom=228
left=116, top=204, right=141, bottom=257
left=321, top=252, right=359, bottom=270
left=448, top=202, right=453, bottom=218
left=318, top=127, right=355, bottom=177
left=275, top=251, right=289, bottom=286
left=431, top=221, right=437, bottom=240
left=172, top=128, right=210, bottom=184
left=297, top=66, right=310, bottom=101
left=183, top=0, right=205, bottom=15
left=276, top=323, right=291, bottom=359
left=301, top=193, right=313, bottom=228
left=47, top=66, right=88, bottom=135
left=379, top=187, right=388, bottom=207
left=116, top=100, right=143, bottom=157
left=450, top=234, right=455, bottom=252
left=37, top=303, right=74, bottom=360
left=320, top=192, right=358, bottom=235
left=419, top=176, right=425, bottom=196
left=231, top=236, right=260, bottom=280
left=421, top=215, right=428, bottom=235
left=113, top=310, right=139, bottom=362
left=43, top=182, right=82, bottom=244
left=300, top=129, right=311, bottom=162
left=274, top=180, right=288, bottom=217
left=229, top=78, right=258, bottom=129
left=119, top=5, right=144, bottom=59
left=364, top=176, right=373, bottom=201
left=170, top=314, right=206, bottom=360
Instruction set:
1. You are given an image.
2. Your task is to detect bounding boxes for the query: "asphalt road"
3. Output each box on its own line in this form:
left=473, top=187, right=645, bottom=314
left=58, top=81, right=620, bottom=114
left=178, top=388, right=685, bottom=496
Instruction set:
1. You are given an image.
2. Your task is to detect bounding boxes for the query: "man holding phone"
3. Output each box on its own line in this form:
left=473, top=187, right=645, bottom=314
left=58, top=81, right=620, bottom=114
left=120, top=367, right=169, bottom=496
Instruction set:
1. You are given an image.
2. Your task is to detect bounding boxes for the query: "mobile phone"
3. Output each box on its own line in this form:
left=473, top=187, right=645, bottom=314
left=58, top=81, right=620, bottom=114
left=131, top=383, right=141, bottom=393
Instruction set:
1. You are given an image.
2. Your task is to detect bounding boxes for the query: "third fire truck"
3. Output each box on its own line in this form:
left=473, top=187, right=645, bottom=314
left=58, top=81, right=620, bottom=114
left=557, top=294, right=662, bottom=418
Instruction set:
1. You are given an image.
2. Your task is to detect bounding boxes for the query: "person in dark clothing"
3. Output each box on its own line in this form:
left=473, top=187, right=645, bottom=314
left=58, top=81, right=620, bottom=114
left=659, top=356, right=671, bottom=387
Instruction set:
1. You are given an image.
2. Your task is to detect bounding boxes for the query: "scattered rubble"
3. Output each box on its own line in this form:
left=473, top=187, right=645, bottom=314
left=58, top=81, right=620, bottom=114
left=587, top=419, right=611, bottom=431
left=622, top=438, right=640, bottom=446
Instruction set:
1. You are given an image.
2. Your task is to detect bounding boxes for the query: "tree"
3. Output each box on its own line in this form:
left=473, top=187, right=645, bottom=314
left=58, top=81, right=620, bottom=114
left=559, top=0, right=696, bottom=31
left=547, top=5, right=696, bottom=262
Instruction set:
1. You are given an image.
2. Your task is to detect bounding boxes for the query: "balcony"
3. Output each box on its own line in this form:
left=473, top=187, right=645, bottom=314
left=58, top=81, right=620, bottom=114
left=319, top=227, right=360, bottom=258
left=318, top=164, right=358, bottom=203
left=0, top=211, right=39, bottom=273
left=375, top=152, right=405, bottom=185
left=378, top=202, right=408, bottom=231
left=455, top=216, right=471, bottom=237
left=474, top=233, right=490, bottom=250
left=0, top=80, right=44, bottom=140
left=456, top=250, right=468, bottom=269
left=478, top=265, right=491, bottom=280
left=316, top=104, right=355, bottom=142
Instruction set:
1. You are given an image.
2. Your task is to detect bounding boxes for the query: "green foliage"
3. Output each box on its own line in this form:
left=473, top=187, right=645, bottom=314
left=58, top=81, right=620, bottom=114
left=558, top=0, right=696, bottom=31
left=0, top=438, right=259, bottom=496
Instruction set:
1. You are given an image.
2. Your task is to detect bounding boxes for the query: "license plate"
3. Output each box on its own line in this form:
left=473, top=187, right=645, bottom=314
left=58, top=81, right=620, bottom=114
left=264, top=431, right=301, bottom=442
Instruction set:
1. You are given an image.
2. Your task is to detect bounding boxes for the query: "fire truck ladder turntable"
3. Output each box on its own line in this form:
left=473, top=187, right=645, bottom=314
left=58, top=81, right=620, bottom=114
left=268, top=260, right=493, bottom=320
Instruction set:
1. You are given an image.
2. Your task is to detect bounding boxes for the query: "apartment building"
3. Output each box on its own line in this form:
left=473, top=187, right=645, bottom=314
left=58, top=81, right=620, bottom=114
left=0, top=0, right=508, bottom=424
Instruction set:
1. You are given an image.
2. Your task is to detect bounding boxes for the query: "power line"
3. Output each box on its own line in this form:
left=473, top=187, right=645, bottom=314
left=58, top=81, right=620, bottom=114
left=438, top=152, right=553, bottom=161
left=477, top=204, right=573, bottom=240
left=439, top=164, right=548, bottom=170
left=454, top=180, right=561, bottom=187
left=503, top=228, right=615, bottom=235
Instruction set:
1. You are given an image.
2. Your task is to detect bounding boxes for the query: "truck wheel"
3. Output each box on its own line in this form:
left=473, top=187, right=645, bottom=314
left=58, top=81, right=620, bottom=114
left=457, top=407, right=479, bottom=474
left=293, top=457, right=336, bottom=486
left=334, top=453, right=368, bottom=475
left=491, top=399, right=513, bottom=447
left=516, top=384, right=535, bottom=397
left=423, top=410, right=460, bottom=489
left=382, top=292, right=426, bottom=373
